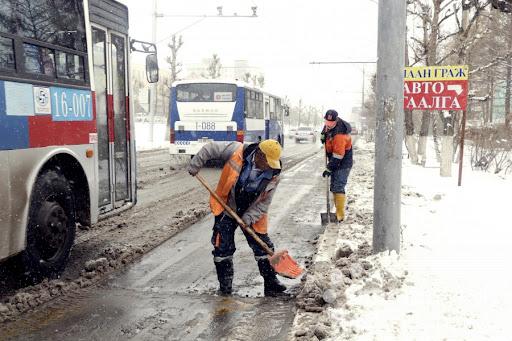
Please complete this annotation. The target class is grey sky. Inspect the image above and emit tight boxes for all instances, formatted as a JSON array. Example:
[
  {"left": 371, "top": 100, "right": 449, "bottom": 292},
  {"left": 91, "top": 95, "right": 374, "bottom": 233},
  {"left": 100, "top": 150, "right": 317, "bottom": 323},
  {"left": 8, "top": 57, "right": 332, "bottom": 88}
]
[{"left": 121, "top": 0, "right": 379, "bottom": 116}]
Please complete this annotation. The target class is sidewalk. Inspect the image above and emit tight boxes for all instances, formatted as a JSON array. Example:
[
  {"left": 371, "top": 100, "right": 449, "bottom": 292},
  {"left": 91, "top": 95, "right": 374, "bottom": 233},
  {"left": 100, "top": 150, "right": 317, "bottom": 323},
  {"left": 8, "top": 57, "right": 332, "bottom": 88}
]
[{"left": 291, "top": 140, "right": 512, "bottom": 340}]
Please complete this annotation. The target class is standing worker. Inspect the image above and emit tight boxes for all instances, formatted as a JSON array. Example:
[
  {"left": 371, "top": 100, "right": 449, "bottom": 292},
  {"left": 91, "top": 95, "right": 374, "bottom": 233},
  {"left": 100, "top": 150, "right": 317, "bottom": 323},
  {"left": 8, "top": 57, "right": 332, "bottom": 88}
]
[
  {"left": 187, "top": 140, "right": 287, "bottom": 296},
  {"left": 320, "top": 109, "right": 353, "bottom": 222}
]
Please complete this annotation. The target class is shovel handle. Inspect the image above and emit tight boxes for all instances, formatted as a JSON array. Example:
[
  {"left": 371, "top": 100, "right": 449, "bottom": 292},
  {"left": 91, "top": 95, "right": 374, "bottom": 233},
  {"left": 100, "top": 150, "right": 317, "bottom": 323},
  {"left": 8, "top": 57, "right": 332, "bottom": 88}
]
[
  {"left": 325, "top": 155, "right": 332, "bottom": 222},
  {"left": 195, "top": 173, "right": 274, "bottom": 256}
]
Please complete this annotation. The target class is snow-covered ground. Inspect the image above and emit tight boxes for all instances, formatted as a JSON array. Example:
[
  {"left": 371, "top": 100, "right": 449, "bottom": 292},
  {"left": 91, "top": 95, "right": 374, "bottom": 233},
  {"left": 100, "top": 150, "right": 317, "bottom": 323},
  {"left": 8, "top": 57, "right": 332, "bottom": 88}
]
[{"left": 292, "top": 138, "right": 512, "bottom": 340}]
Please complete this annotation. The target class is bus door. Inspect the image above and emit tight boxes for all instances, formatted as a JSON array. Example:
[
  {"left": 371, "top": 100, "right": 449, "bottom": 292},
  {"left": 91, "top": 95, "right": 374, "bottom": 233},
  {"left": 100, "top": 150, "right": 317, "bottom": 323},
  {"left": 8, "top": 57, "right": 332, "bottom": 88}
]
[
  {"left": 264, "top": 96, "right": 270, "bottom": 140},
  {"left": 92, "top": 26, "right": 131, "bottom": 212}
]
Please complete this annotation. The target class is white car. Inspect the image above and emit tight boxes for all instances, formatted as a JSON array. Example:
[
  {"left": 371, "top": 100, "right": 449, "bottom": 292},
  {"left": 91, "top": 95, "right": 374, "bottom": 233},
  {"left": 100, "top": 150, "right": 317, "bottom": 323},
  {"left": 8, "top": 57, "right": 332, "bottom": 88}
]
[
  {"left": 288, "top": 128, "right": 297, "bottom": 138},
  {"left": 295, "top": 127, "right": 317, "bottom": 143}
]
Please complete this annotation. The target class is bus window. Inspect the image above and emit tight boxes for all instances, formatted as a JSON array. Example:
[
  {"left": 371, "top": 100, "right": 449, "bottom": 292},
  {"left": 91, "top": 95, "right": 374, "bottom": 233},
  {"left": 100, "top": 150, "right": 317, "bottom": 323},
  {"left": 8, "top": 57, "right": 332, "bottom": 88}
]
[
  {"left": 276, "top": 99, "right": 282, "bottom": 119},
  {"left": 3, "top": 0, "right": 87, "bottom": 52},
  {"left": 176, "top": 83, "right": 236, "bottom": 102},
  {"left": 270, "top": 97, "right": 276, "bottom": 120},
  {"left": 92, "top": 28, "right": 111, "bottom": 207},
  {"left": 23, "top": 43, "right": 56, "bottom": 76},
  {"left": 0, "top": 36, "right": 15, "bottom": 70},
  {"left": 111, "top": 34, "right": 129, "bottom": 202},
  {"left": 256, "top": 92, "right": 263, "bottom": 119},
  {"left": 56, "top": 51, "right": 85, "bottom": 80}
]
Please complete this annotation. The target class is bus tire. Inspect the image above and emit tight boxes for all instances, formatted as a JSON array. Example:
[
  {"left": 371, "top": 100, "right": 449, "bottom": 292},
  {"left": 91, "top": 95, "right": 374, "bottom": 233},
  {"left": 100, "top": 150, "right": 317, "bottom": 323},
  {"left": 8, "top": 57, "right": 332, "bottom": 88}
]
[{"left": 22, "top": 170, "right": 76, "bottom": 281}]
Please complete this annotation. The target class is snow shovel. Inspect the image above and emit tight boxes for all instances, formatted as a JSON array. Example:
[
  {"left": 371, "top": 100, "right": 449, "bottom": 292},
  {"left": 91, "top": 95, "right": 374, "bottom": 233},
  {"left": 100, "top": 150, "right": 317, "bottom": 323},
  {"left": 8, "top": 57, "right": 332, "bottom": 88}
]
[
  {"left": 195, "top": 173, "right": 303, "bottom": 279},
  {"left": 321, "top": 155, "right": 337, "bottom": 226}
]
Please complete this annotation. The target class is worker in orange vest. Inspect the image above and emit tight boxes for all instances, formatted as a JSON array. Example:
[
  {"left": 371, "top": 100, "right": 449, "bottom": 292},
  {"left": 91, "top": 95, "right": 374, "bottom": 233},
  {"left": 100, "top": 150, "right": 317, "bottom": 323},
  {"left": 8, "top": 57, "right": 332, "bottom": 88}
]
[
  {"left": 320, "top": 109, "right": 353, "bottom": 222},
  {"left": 188, "top": 140, "right": 287, "bottom": 296}
]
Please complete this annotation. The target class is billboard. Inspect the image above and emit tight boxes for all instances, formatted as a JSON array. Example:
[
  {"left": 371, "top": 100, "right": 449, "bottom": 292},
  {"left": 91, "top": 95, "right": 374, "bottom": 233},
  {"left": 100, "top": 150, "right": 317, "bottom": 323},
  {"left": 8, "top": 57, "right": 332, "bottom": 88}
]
[{"left": 404, "top": 65, "right": 469, "bottom": 111}]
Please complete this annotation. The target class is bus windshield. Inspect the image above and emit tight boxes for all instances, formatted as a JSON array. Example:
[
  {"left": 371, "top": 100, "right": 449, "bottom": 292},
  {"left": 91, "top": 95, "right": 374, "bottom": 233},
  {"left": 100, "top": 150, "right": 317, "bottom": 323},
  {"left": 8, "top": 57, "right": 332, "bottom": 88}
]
[{"left": 176, "top": 83, "right": 236, "bottom": 102}]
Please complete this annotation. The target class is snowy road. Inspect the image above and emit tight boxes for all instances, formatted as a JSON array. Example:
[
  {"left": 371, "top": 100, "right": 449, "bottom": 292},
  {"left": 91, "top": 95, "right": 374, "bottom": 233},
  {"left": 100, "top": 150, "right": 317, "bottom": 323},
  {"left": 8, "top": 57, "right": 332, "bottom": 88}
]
[{"left": 0, "top": 140, "right": 328, "bottom": 340}]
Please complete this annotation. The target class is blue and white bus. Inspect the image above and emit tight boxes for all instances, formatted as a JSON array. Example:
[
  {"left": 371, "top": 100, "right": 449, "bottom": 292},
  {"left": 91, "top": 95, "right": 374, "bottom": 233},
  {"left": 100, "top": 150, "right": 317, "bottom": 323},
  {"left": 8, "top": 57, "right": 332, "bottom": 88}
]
[{"left": 169, "top": 80, "right": 288, "bottom": 155}]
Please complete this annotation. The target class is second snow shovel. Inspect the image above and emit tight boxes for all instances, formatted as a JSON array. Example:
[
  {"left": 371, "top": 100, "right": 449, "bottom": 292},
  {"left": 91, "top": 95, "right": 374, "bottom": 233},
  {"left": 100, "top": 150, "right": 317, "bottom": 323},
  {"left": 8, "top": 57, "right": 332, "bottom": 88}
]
[
  {"left": 321, "top": 155, "right": 337, "bottom": 225},
  {"left": 195, "top": 173, "right": 303, "bottom": 279}
]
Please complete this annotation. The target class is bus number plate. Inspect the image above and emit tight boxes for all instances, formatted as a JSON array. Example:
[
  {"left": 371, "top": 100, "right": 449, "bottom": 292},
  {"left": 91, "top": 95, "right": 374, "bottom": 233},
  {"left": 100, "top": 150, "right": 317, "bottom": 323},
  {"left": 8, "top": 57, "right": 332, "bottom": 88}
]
[
  {"left": 51, "top": 87, "right": 93, "bottom": 121},
  {"left": 196, "top": 122, "right": 216, "bottom": 131}
]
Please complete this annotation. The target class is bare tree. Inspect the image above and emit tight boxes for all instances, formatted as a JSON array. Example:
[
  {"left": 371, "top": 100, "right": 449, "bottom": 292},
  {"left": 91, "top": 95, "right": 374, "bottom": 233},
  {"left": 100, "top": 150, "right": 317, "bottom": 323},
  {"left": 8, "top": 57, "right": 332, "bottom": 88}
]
[
  {"left": 203, "top": 54, "right": 222, "bottom": 79},
  {"left": 257, "top": 74, "right": 265, "bottom": 88},
  {"left": 164, "top": 35, "right": 184, "bottom": 140},
  {"left": 166, "top": 35, "right": 184, "bottom": 84},
  {"left": 242, "top": 72, "right": 251, "bottom": 83},
  {"left": 251, "top": 74, "right": 258, "bottom": 87},
  {"left": 505, "top": 17, "right": 512, "bottom": 128}
]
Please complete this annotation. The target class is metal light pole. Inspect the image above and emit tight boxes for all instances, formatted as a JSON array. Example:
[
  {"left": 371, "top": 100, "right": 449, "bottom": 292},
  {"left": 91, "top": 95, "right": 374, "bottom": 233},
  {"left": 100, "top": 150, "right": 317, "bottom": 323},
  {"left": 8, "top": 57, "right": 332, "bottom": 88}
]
[
  {"left": 373, "top": 0, "right": 406, "bottom": 254},
  {"left": 361, "top": 65, "right": 366, "bottom": 115}
]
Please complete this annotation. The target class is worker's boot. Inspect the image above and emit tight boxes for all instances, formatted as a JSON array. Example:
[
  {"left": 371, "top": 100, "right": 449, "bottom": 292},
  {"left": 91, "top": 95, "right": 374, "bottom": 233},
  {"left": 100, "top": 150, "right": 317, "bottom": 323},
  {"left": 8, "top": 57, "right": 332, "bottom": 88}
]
[
  {"left": 257, "top": 259, "right": 287, "bottom": 296},
  {"left": 333, "top": 193, "right": 346, "bottom": 222},
  {"left": 214, "top": 258, "right": 234, "bottom": 295}
]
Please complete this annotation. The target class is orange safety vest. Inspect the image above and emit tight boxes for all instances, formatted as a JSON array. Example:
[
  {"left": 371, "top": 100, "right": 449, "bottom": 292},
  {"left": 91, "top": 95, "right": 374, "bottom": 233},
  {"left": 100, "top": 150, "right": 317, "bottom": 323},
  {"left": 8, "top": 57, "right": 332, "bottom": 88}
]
[{"left": 210, "top": 144, "right": 270, "bottom": 234}]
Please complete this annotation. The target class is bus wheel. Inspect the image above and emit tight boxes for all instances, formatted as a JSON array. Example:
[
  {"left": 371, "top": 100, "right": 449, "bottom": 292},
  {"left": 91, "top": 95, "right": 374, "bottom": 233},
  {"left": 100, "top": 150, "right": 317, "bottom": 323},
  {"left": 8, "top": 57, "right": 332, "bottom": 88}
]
[{"left": 22, "top": 170, "right": 76, "bottom": 281}]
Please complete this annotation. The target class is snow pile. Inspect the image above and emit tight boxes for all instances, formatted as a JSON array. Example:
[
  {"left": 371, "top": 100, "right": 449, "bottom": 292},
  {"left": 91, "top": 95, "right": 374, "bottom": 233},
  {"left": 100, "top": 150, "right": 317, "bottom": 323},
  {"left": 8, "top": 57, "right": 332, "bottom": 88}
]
[
  {"left": 293, "top": 138, "right": 512, "bottom": 340},
  {"left": 291, "top": 140, "right": 377, "bottom": 340},
  {"left": 327, "top": 251, "right": 407, "bottom": 339}
]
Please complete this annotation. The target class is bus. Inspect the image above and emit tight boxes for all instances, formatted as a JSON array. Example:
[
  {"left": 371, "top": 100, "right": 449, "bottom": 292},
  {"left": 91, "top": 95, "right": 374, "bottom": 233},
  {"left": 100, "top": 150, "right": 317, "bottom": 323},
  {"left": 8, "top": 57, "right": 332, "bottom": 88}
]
[
  {"left": 0, "top": 0, "right": 158, "bottom": 278},
  {"left": 169, "top": 80, "right": 288, "bottom": 156}
]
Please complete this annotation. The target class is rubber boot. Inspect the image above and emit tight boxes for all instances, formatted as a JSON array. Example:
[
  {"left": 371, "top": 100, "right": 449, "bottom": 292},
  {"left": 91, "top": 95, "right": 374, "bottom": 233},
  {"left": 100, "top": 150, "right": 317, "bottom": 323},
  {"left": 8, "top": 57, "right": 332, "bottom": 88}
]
[
  {"left": 214, "top": 258, "right": 234, "bottom": 295},
  {"left": 333, "top": 193, "right": 346, "bottom": 222},
  {"left": 257, "top": 259, "right": 287, "bottom": 296}
]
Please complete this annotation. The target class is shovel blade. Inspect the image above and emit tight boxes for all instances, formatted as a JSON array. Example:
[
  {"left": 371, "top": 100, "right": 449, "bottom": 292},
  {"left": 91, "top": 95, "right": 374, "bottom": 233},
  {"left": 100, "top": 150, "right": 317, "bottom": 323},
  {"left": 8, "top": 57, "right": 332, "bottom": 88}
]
[
  {"left": 320, "top": 213, "right": 338, "bottom": 225},
  {"left": 268, "top": 250, "right": 303, "bottom": 279}
]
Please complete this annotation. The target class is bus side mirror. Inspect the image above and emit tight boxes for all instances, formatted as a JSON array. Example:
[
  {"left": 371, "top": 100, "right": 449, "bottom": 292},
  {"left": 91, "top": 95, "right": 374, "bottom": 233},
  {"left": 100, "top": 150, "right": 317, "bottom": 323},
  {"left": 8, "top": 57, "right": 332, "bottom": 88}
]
[{"left": 146, "top": 54, "right": 159, "bottom": 83}]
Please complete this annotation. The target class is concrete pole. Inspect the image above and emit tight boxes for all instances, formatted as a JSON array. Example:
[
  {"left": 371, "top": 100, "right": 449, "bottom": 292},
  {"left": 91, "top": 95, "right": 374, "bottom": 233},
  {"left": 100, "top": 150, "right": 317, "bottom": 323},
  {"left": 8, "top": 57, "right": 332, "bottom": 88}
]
[
  {"left": 373, "top": 0, "right": 406, "bottom": 254},
  {"left": 149, "top": 0, "right": 158, "bottom": 144}
]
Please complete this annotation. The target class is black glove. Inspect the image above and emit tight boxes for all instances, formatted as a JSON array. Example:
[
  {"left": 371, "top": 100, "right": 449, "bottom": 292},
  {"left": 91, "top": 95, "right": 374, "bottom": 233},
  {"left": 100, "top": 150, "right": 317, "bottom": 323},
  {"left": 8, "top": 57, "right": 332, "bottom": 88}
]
[
  {"left": 187, "top": 166, "right": 198, "bottom": 176},
  {"left": 322, "top": 169, "right": 332, "bottom": 178}
]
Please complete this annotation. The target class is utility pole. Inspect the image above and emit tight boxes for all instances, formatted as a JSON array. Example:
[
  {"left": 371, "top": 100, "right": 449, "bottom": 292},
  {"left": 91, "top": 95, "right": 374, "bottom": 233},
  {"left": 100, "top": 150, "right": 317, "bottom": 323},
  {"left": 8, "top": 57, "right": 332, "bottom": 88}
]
[
  {"left": 361, "top": 65, "right": 366, "bottom": 118},
  {"left": 373, "top": 0, "right": 406, "bottom": 254},
  {"left": 297, "top": 99, "right": 302, "bottom": 128}
]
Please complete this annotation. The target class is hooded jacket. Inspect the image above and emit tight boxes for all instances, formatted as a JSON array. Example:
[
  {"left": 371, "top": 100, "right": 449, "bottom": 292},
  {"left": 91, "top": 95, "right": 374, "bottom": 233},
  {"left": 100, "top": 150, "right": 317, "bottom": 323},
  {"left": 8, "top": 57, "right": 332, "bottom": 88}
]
[
  {"left": 322, "top": 118, "right": 353, "bottom": 170},
  {"left": 188, "top": 142, "right": 280, "bottom": 233}
]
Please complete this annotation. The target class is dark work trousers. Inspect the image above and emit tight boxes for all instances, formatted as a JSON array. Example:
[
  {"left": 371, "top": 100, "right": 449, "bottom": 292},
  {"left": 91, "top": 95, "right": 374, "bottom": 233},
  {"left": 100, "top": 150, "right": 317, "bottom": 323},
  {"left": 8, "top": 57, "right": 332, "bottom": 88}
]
[
  {"left": 330, "top": 167, "right": 351, "bottom": 194},
  {"left": 211, "top": 213, "right": 274, "bottom": 261}
]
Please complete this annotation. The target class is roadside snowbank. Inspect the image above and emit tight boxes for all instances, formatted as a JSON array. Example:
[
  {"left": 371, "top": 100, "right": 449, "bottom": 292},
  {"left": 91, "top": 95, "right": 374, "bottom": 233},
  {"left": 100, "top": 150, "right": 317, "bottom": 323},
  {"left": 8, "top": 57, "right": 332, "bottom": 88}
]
[{"left": 291, "top": 139, "right": 512, "bottom": 340}]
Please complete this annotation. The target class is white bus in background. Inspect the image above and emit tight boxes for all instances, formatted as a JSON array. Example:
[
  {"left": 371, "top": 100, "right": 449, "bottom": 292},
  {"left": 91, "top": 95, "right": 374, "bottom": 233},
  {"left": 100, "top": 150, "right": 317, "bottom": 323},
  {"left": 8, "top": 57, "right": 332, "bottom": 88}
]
[{"left": 169, "top": 80, "right": 288, "bottom": 156}]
